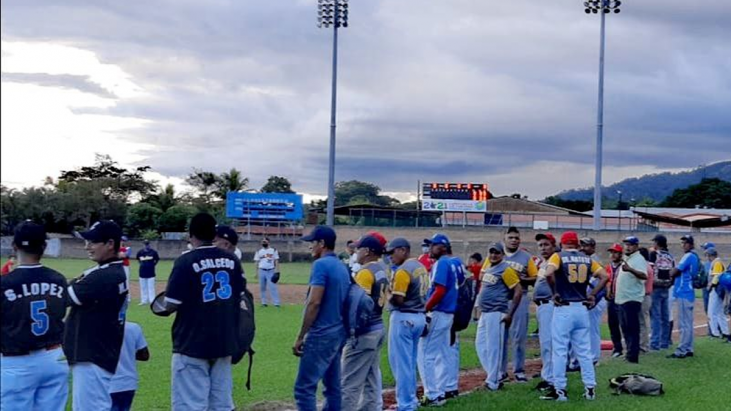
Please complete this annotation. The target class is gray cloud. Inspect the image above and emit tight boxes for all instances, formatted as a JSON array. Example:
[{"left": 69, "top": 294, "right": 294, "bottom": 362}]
[{"left": 2, "top": 0, "right": 730, "bottom": 195}]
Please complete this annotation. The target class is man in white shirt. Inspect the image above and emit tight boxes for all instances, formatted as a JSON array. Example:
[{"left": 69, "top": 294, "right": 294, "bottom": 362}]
[
  {"left": 255, "top": 237, "right": 280, "bottom": 307},
  {"left": 109, "top": 322, "right": 149, "bottom": 411}
]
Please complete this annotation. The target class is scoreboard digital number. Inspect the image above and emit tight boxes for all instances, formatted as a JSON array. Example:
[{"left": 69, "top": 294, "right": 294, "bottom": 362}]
[{"left": 422, "top": 183, "right": 490, "bottom": 201}]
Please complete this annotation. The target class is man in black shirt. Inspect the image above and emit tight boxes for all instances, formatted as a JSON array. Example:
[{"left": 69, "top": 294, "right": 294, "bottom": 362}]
[
  {"left": 64, "top": 220, "right": 129, "bottom": 411},
  {"left": 163, "top": 213, "right": 244, "bottom": 410},
  {"left": 136, "top": 240, "right": 160, "bottom": 305},
  {"left": 1, "top": 221, "right": 69, "bottom": 411}
]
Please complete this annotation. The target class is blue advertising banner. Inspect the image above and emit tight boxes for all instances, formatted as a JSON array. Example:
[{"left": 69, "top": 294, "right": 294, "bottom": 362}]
[{"left": 226, "top": 192, "right": 304, "bottom": 221}]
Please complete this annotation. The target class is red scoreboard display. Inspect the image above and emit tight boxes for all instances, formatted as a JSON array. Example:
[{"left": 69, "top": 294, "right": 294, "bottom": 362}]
[{"left": 422, "top": 183, "right": 491, "bottom": 201}]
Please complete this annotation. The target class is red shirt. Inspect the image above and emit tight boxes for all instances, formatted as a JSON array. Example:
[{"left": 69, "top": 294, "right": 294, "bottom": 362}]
[
  {"left": 418, "top": 253, "right": 434, "bottom": 272},
  {"left": 1, "top": 259, "right": 15, "bottom": 275},
  {"left": 121, "top": 246, "right": 131, "bottom": 266},
  {"left": 467, "top": 263, "right": 482, "bottom": 293}
]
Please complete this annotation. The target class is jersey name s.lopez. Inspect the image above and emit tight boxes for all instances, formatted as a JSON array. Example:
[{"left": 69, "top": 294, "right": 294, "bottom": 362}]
[
  {"left": 4, "top": 282, "right": 65, "bottom": 301},
  {"left": 193, "top": 258, "right": 236, "bottom": 273}
]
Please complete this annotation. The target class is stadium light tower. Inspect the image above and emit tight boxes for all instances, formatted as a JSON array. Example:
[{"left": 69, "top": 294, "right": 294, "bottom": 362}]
[
  {"left": 584, "top": 0, "right": 622, "bottom": 230},
  {"left": 317, "top": 0, "right": 349, "bottom": 226}
]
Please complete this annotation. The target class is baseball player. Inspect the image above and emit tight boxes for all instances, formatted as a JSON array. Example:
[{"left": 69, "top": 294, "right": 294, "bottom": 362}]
[
  {"left": 667, "top": 235, "right": 700, "bottom": 359},
  {"left": 135, "top": 240, "right": 159, "bottom": 305},
  {"left": 254, "top": 238, "right": 280, "bottom": 307},
  {"left": 161, "top": 213, "right": 244, "bottom": 410},
  {"left": 119, "top": 236, "right": 132, "bottom": 302},
  {"left": 418, "top": 233, "right": 458, "bottom": 407},
  {"left": 109, "top": 321, "right": 150, "bottom": 411},
  {"left": 1, "top": 222, "right": 69, "bottom": 411},
  {"left": 385, "top": 238, "right": 428, "bottom": 411},
  {"left": 581, "top": 237, "right": 608, "bottom": 364},
  {"left": 341, "top": 235, "right": 389, "bottom": 411},
  {"left": 540, "top": 231, "right": 608, "bottom": 402},
  {"left": 214, "top": 225, "right": 244, "bottom": 263},
  {"left": 483, "top": 227, "right": 538, "bottom": 382},
  {"left": 475, "top": 243, "right": 523, "bottom": 392},
  {"left": 705, "top": 248, "right": 729, "bottom": 340},
  {"left": 445, "top": 251, "right": 466, "bottom": 399},
  {"left": 533, "top": 233, "right": 557, "bottom": 392},
  {"left": 64, "top": 220, "right": 129, "bottom": 410}
]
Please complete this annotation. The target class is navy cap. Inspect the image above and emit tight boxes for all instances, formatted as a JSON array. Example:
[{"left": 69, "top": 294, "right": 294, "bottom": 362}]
[
  {"left": 430, "top": 233, "right": 451, "bottom": 247},
  {"left": 215, "top": 225, "right": 238, "bottom": 245},
  {"left": 651, "top": 234, "right": 667, "bottom": 244},
  {"left": 80, "top": 220, "right": 122, "bottom": 244},
  {"left": 14, "top": 221, "right": 47, "bottom": 249},
  {"left": 488, "top": 242, "right": 505, "bottom": 254},
  {"left": 421, "top": 238, "right": 432, "bottom": 247},
  {"left": 386, "top": 237, "right": 411, "bottom": 254},
  {"left": 580, "top": 237, "right": 596, "bottom": 246},
  {"left": 705, "top": 247, "right": 718, "bottom": 256},
  {"left": 701, "top": 242, "right": 715, "bottom": 250},
  {"left": 356, "top": 235, "right": 385, "bottom": 255},
  {"left": 622, "top": 236, "right": 639, "bottom": 245},
  {"left": 301, "top": 225, "right": 336, "bottom": 243},
  {"left": 680, "top": 234, "right": 695, "bottom": 244}
]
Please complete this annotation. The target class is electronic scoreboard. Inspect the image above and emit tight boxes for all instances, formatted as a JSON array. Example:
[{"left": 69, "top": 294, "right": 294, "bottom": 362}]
[{"left": 422, "top": 183, "right": 491, "bottom": 201}]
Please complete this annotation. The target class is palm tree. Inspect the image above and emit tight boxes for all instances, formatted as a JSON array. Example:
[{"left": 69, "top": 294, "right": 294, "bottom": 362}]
[{"left": 215, "top": 168, "right": 249, "bottom": 200}]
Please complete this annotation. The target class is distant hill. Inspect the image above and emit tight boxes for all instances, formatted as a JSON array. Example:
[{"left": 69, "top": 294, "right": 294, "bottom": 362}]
[{"left": 553, "top": 161, "right": 731, "bottom": 202}]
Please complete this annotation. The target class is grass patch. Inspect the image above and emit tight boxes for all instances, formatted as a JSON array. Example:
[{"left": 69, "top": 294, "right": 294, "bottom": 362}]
[{"left": 444, "top": 337, "right": 731, "bottom": 410}]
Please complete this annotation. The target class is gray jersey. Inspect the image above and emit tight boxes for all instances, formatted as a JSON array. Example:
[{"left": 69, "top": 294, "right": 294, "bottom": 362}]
[
  {"left": 533, "top": 258, "right": 553, "bottom": 301},
  {"left": 477, "top": 261, "right": 521, "bottom": 314},
  {"left": 388, "top": 259, "right": 428, "bottom": 313}
]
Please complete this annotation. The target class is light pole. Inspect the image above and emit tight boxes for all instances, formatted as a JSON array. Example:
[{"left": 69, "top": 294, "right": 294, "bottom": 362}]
[
  {"left": 317, "top": 0, "right": 349, "bottom": 226},
  {"left": 616, "top": 190, "right": 622, "bottom": 231},
  {"left": 584, "top": 0, "right": 622, "bottom": 230}
]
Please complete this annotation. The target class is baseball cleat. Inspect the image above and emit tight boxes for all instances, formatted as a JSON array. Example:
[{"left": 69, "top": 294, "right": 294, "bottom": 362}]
[
  {"left": 583, "top": 387, "right": 596, "bottom": 400},
  {"left": 540, "top": 387, "right": 568, "bottom": 401}
]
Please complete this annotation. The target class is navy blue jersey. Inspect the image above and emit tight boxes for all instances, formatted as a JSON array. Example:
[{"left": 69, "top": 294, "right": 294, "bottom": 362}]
[
  {"left": 548, "top": 250, "right": 603, "bottom": 303},
  {"left": 136, "top": 247, "right": 160, "bottom": 278},
  {"left": 1, "top": 265, "right": 68, "bottom": 355}
]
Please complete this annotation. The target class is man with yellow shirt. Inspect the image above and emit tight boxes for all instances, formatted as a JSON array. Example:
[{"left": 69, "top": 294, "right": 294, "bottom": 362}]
[
  {"left": 482, "top": 227, "right": 538, "bottom": 383},
  {"left": 540, "top": 232, "right": 608, "bottom": 402},
  {"left": 341, "top": 235, "right": 389, "bottom": 411},
  {"left": 385, "top": 238, "right": 428, "bottom": 411},
  {"left": 475, "top": 243, "right": 523, "bottom": 392},
  {"left": 705, "top": 248, "right": 729, "bottom": 340}
]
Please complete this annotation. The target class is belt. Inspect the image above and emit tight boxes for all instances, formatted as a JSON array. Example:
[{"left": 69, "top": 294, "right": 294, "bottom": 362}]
[
  {"left": 555, "top": 301, "right": 585, "bottom": 307},
  {"left": 534, "top": 299, "right": 551, "bottom": 306},
  {"left": 3, "top": 344, "right": 61, "bottom": 357}
]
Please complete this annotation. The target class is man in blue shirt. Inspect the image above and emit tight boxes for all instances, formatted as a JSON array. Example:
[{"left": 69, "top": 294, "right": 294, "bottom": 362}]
[
  {"left": 667, "top": 235, "right": 699, "bottom": 359},
  {"left": 417, "top": 234, "right": 457, "bottom": 407},
  {"left": 293, "top": 226, "right": 351, "bottom": 411}
]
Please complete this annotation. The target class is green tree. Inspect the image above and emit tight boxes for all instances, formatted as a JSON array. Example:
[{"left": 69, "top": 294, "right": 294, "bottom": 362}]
[
  {"left": 542, "top": 196, "right": 594, "bottom": 212},
  {"left": 261, "top": 176, "right": 294, "bottom": 193},
  {"left": 660, "top": 178, "right": 731, "bottom": 208},
  {"left": 157, "top": 204, "right": 197, "bottom": 232},
  {"left": 333, "top": 180, "right": 400, "bottom": 207},
  {"left": 186, "top": 169, "right": 219, "bottom": 204},
  {"left": 215, "top": 168, "right": 248, "bottom": 200},
  {"left": 59, "top": 154, "right": 156, "bottom": 201},
  {"left": 126, "top": 203, "right": 163, "bottom": 236},
  {"left": 143, "top": 184, "right": 179, "bottom": 211}
]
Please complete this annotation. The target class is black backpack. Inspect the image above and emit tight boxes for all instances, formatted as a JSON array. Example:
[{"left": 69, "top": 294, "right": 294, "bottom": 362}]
[
  {"left": 452, "top": 277, "right": 478, "bottom": 333},
  {"left": 691, "top": 252, "right": 708, "bottom": 289},
  {"left": 609, "top": 373, "right": 664, "bottom": 396},
  {"left": 232, "top": 282, "right": 256, "bottom": 390}
]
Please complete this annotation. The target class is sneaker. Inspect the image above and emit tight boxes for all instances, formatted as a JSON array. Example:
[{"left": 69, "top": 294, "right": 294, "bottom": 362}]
[
  {"left": 611, "top": 351, "right": 623, "bottom": 358},
  {"left": 686, "top": 352, "right": 694, "bottom": 357},
  {"left": 666, "top": 353, "right": 687, "bottom": 359},
  {"left": 583, "top": 387, "right": 596, "bottom": 400},
  {"left": 444, "top": 390, "right": 459, "bottom": 399},
  {"left": 515, "top": 372, "right": 528, "bottom": 383},
  {"left": 484, "top": 382, "right": 504, "bottom": 392},
  {"left": 566, "top": 365, "right": 580, "bottom": 373},
  {"left": 499, "top": 373, "right": 510, "bottom": 383},
  {"left": 540, "top": 387, "right": 568, "bottom": 401},
  {"left": 262, "top": 304, "right": 268, "bottom": 307},
  {"left": 420, "top": 396, "right": 446, "bottom": 407},
  {"left": 535, "top": 380, "right": 553, "bottom": 392}
]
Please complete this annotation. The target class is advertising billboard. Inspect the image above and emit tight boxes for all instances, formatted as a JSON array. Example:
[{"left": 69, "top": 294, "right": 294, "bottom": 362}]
[
  {"left": 226, "top": 192, "right": 304, "bottom": 221},
  {"left": 421, "top": 199, "right": 487, "bottom": 212}
]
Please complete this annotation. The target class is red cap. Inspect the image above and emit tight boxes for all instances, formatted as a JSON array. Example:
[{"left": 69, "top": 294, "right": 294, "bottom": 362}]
[
  {"left": 608, "top": 243, "right": 623, "bottom": 253},
  {"left": 366, "top": 231, "right": 387, "bottom": 247},
  {"left": 560, "top": 231, "right": 579, "bottom": 245},
  {"left": 535, "top": 232, "right": 556, "bottom": 245}
]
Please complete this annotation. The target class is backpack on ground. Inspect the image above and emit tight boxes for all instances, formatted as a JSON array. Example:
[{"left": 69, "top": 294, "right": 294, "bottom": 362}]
[
  {"left": 609, "top": 373, "right": 664, "bottom": 396},
  {"left": 344, "top": 281, "right": 375, "bottom": 338},
  {"left": 452, "top": 277, "right": 478, "bottom": 333},
  {"left": 232, "top": 283, "right": 256, "bottom": 390},
  {"left": 691, "top": 252, "right": 708, "bottom": 289}
]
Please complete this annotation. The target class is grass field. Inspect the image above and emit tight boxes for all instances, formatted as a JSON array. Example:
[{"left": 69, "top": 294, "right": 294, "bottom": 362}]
[{"left": 40, "top": 259, "right": 730, "bottom": 410}]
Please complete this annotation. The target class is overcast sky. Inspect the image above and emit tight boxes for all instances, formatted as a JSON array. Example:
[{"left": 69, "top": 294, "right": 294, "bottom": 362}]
[{"left": 2, "top": 0, "right": 730, "bottom": 201}]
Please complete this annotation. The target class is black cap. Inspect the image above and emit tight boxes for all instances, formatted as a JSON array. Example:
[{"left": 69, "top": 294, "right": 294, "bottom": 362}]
[
  {"left": 680, "top": 234, "right": 694, "bottom": 244},
  {"left": 356, "top": 235, "right": 385, "bottom": 255},
  {"left": 215, "top": 225, "right": 238, "bottom": 245},
  {"left": 14, "top": 221, "right": 47, "bottom": 250},
  {"left": 80, "top": 220, "right": 122, "bottom": 244},
  {"left": 386, "top": 237, "right": 411, "bottom": 254},
  {"left": 651, "top": 234, "right": 667, "bottom": 244},
  {"left": 301, "top": 225, "right": 336, "bottom": 244},
  {"left": 580, "top": 237, "right": 596, "bottom": 246}
]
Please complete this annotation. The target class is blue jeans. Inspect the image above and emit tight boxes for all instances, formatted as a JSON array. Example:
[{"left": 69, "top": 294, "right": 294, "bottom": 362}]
[
  {"left": 1, "top": 348, "right": 68, "bottom": 411},
  {"left": 675, "top": 298, "right": 694, "bottom": 356},
  {"left": 294, "top": 331, "right": 345, "bottom": 411},
  {"left": 171, "top": 354, "right": 233, "bottom": 411},
  {"left": 72, "top": 362, "right": 113, "bottom": 411},
  {"left": 388, "top": 312, "right": 425, "bottom": 411},
  {"left": 650, "top": 288, "right": 671, "bottom": 349}
]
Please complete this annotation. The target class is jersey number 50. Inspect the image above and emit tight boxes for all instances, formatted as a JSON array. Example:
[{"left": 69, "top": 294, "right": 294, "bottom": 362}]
[
  {"left": 567, "top": 264, "right": 588, "bottom": 284},
  {"left": 202, "top": 271, "right": 233, "bottom": 302}
]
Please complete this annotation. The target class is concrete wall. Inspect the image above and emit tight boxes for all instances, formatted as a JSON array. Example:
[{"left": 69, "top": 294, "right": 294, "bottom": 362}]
[{"left": 3, "top": 225, "right": 731, "bottom": 263}]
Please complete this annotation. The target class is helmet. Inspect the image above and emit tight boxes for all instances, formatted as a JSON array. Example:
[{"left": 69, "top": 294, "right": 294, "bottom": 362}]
[{"left": 719, "top": 272, "right": 731, "bottom": 292}]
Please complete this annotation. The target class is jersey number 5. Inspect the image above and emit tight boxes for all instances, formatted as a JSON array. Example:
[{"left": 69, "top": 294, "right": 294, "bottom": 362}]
[
  {"left": 202, "top": 271, "right": 233, "bottom": 302},
  {"left": 567, "top": 264, "right": 588, "bottom": 284},
  {"left": 30, "top": 300, "right": 49, "bottom": 336}
]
